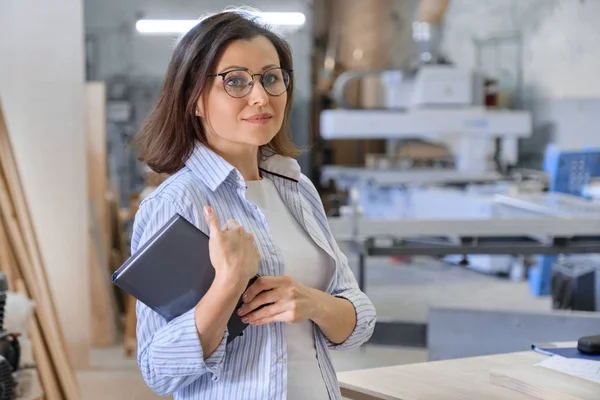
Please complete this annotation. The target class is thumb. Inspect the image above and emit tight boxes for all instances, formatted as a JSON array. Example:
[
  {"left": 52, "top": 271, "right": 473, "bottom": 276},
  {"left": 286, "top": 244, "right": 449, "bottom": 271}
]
[{"left": 203, "top": 206, "right": 220, "bottom": 237}]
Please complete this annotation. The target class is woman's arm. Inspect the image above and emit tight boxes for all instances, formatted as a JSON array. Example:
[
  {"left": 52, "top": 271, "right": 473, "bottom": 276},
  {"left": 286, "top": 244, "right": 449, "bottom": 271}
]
[
  {"left": 134, "top": 199, "right": 260, "bottom": 396},
  {"left": 133, "top": 198, "right": 227, "bottom": 396},
  {"left": 300, "top": 175, "right": 377, "bottom": 350},
  {"left": 308, "top": 289, "right": 357, "bottom": 345},
  {"left": 132, "top": 198, "right": 235, "bottom": 396},
  {"left": 194, "top": 271, "right": 247, "bottom": 358}
]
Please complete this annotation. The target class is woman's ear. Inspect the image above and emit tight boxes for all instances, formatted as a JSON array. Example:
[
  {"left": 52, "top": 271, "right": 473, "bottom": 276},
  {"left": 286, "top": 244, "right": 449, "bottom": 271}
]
[{"left": 195, "top": 97, "right": 205, "bottom": 118}]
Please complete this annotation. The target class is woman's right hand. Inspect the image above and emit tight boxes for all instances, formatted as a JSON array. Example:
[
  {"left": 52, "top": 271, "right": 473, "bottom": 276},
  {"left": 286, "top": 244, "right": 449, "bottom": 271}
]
[{"left": 203, "top": 206, "right": 260, "bottom": 284}]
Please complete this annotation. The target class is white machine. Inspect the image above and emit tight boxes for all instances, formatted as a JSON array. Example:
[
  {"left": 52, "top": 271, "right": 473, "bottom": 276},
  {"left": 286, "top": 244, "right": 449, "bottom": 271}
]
[
  {"left": 320, "top": 106, "right": 531, "bottom": 174},
  {"left": 324, "top": 62, "right": 531, "bottom": 176},
  {"left": 323, "top": 11, "right": 531, "bottom": 182}
]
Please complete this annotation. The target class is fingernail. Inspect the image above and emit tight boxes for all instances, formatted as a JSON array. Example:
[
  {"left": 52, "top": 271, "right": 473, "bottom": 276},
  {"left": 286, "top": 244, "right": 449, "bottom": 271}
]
[
  {"left": 242, "top": 318, "right": 248, "bottom": 323},
  {"left": 237, "top": 308, "right": 243, "bottom": 316},
  {"left": 203, "top": 206, "right": 211, "bottom": 217},
  {"left": 243, "top": 294, "right": 248, "bottom": 302}
]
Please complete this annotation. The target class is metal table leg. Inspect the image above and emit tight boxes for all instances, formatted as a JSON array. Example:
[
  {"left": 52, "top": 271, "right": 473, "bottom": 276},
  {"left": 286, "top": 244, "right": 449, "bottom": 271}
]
[{"left": 359, "top": 252, "right": 366, "bottom": 293}]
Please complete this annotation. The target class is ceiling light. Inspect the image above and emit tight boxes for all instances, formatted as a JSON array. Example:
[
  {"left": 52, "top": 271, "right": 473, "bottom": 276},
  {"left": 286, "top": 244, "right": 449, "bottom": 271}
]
[{"left": 136, "top": 12, "right": 306, "bottom": 34}]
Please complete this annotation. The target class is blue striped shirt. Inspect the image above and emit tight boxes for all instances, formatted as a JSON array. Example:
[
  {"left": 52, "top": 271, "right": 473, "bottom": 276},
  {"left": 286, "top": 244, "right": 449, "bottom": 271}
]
[{"left": 131, "top": 143, "right": 377, "bottom": 399}]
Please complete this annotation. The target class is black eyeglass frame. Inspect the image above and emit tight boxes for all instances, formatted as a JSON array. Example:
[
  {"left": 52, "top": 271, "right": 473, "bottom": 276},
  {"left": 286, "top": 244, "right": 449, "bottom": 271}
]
[{"left": 208, "top": 66, "right": 293, "bottom": 98}]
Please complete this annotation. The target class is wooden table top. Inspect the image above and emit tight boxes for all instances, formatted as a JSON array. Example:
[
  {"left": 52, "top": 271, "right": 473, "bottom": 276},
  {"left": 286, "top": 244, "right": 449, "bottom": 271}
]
[{"left": 337, "top": 342, "right": 591, "bottom": 400}]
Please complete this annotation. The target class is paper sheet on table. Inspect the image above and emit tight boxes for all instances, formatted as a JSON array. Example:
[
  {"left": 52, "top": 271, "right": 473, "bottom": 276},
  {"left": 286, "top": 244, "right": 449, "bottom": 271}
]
[{"left": 537, "top": 355, "right": 600, "bottom": 384}]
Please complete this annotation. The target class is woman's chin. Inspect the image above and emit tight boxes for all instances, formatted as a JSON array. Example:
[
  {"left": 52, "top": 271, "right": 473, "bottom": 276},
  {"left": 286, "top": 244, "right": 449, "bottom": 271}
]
[{"left": 245, "top": 131, "right": 278, "bottom": 147}]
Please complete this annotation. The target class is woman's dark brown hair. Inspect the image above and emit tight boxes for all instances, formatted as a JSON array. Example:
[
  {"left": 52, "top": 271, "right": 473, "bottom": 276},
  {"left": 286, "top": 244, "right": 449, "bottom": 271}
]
[{"left": 133, "top": 10, "right": 299, "bottom": 174}]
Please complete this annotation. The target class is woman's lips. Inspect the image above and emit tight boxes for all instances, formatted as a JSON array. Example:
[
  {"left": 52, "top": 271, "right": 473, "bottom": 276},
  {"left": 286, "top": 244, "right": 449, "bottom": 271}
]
[{"left": 243, "top": 113, "right": 273, "bottom": 124}]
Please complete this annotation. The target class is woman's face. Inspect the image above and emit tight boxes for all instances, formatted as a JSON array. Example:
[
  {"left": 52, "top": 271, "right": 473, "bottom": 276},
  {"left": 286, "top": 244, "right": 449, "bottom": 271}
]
[{"left": 198, "top": 36, "right": 288, "bottom": 155}]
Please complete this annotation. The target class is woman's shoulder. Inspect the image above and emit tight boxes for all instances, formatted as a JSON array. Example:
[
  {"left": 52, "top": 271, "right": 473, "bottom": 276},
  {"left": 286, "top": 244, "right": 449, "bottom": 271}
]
[
  {"left": 137, "top": 167, "right": 211, "bottom": 221},
  {"left": 297, "top": 173, "right": 321, "bottom": 201},
  {"left": 132, "top": 168, "right": 212, "bottom": 249}
]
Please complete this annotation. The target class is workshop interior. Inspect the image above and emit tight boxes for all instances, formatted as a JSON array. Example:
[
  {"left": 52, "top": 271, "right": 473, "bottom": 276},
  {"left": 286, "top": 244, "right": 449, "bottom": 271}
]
[{"left": 1, "top": 0, "right": 600, "bottom": 398}]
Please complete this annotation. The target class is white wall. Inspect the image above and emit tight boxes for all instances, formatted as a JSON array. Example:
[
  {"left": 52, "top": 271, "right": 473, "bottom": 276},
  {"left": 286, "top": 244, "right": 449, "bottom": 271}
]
[
  {"left": 441, "top": 0, "right": 600, "bottom": 156},
  {"left": 385, "top": 0, "right": 600, "bottom": 162},
  {"left": 442, "top": 0, "right": 600, "bottom": 100},
  {"left": 0, "top": 0, "right": 90, "bottom": 368}
]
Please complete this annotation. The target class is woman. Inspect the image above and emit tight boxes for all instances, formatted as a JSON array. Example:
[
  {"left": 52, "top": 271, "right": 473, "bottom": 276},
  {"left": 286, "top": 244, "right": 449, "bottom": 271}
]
[{"left": 131, "top": 10, "right": 376, "bottom": 400}]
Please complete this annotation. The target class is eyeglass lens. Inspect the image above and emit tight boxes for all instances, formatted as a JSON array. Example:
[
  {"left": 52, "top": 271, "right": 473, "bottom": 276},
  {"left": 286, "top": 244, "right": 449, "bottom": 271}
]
[{"left": 222, "top": 68, "right": 290, "bottom": 98}]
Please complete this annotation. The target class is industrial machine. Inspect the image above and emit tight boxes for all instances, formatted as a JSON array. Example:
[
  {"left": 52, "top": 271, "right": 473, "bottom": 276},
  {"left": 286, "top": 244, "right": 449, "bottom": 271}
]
[
  {"left": 327, "top": 147, "right": 600, "bottom": 298},
  {"left": 318, "top": 1, "right": 600, "bottom": 301},
  {"left": 321, "top": 3, "right": 530, "bottom": 184}
]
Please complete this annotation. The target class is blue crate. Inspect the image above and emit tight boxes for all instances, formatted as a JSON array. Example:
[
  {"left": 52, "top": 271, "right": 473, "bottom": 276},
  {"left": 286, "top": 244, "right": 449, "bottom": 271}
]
[
  {"left": 543, "top": 144, "right": 600, "bottom": 197},
  {"left": 531, "top": 145, "right": 600, "bottom": 296}
]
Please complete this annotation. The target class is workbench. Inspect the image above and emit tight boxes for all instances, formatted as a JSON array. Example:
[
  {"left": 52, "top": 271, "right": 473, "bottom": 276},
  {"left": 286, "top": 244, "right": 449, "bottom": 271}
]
[
  {"left": 338, "top": 342, "right": 600, "bottom": 400},
  {"left": 329, "top": 192, "right": 600, "bottom": 292}
]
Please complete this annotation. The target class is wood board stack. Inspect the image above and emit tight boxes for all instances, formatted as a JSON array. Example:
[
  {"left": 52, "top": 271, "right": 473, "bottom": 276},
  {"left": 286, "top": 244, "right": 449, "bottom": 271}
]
[
  {"left": 0, "top": 101, "right": 80, "bottom": 399},
  {"left": 85, "top": 83, "right": 121, "bottom": 348},
  {"left": 84, "top": 83, "right": 135, "bottom": 356}
]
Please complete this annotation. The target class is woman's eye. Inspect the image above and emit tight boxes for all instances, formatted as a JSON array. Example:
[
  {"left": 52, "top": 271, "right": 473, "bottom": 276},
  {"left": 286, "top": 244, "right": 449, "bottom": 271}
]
[
  {"left": 263, "top": 73, "right": 279, "bottom": 85},
  {"left": 225, "top": 77, "right": 246, "bottom": 87}
]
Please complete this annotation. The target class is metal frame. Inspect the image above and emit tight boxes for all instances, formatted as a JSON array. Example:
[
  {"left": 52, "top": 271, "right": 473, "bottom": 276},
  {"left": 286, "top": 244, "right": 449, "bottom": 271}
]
[
  {"left": 330, "top": 216, "right": 600, "bottom": 241},
  {"left": 329, "top": 216, "right": 600, "bottom": 292},
  {"left": 353, "top": 233, "right": 600, "bottom": 293}
]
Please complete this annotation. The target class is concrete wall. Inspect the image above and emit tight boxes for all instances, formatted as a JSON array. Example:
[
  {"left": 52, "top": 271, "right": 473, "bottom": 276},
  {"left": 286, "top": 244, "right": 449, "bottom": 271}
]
[
  {"left": 443, "top": 0, "right": 600, "bottom": 101},
  {"left": 386, "top": 0, "right": 600, "bottom": 165},
  {"left": 443, "top": 0, "right": 600, "bottom": 162},
  {"left": 0, "top": 0, "right": 90, "bottom": 368}
]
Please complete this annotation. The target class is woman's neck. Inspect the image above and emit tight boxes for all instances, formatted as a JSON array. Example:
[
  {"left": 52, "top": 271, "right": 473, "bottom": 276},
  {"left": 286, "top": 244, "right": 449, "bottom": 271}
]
[{"left": 210, "top": 142, "right": 261, "bottom": 181}]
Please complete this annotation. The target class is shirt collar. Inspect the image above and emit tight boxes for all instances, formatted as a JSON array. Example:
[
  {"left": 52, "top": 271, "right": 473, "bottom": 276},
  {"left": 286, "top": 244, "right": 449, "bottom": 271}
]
[{"left": 184, "top": 142, "right": 301, "bottom": 191}]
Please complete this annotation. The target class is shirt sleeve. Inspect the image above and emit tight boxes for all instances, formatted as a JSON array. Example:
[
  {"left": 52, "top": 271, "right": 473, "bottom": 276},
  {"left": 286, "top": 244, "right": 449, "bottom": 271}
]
[
  {"left": 299, "top": 175, "right": 377, "bottom": 350},
  {"left": 131, "top": 196, "right": 228, "bottom": 396},
  {"left": 326, "top": 243, "right": 377, "bottom": 350}
]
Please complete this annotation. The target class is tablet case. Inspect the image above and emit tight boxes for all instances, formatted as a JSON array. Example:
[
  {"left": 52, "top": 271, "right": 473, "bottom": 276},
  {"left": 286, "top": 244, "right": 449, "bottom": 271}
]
[{"left": 111, "top": 213, "right": 255, "bottom": 343}]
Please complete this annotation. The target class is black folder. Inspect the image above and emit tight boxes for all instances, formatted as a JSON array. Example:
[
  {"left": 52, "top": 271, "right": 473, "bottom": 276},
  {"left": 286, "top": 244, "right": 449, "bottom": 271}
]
[{"left": 111, "top": 213, "right": 255, "bottom": 343}]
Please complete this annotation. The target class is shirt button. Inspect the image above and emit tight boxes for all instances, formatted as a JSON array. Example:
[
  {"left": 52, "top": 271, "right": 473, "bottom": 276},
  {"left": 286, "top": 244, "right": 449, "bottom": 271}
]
[
  {"left": 278, "top": 357, "right": 285, "bottom": 364},
  {"left": 270, "top": 249, "right": 277, "bottom": 255}
]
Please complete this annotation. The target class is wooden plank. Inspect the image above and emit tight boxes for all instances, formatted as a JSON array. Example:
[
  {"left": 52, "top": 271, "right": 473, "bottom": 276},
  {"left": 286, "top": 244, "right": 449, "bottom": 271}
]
[
  {"left": 17, "top": 282, "right": 62, "bottom": 400},
  {"left": 85, "top": 82, "right": 111, "bottom": 278},
  {"left": 1, "top": 216, "right": 61, "bottom": 400},
  {"left": 124, "top": 294, "right": 137, "bottom": 357},
  {"left": 0, "top": 212, "right": 17, "bottom": 289},
  {"left": 86, "top": 82, "right": 119, "bottom": 347},
  {"left": 490, "top": 366, "right": 600, "bottom": 400},
  {"left": 0, "top": 102, "right": 80, "bottom": 399}
]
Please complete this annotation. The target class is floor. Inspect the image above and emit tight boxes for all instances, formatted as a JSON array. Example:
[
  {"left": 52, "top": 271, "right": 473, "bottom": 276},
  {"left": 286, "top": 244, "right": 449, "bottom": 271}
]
[{"left": 76, "top": 253, "right": 550, "bottom": 399}]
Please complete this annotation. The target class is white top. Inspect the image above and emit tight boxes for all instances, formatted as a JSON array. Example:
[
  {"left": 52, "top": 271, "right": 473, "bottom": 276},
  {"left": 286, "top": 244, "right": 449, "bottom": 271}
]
[{"left": 245, "top": 178, "right": 333, "bottom": 400}]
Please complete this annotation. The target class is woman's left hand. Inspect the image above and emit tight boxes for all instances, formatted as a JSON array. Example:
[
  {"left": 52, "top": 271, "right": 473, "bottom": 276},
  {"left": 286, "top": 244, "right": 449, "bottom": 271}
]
[{"left": 237, "top": 276, "right": 319, "bottom": 326}]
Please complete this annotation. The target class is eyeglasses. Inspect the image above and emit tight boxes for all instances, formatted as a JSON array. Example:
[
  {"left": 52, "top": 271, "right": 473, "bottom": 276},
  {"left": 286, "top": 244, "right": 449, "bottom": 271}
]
[{"left": 209, "top": 67, "right": 292, "bottom": 98}]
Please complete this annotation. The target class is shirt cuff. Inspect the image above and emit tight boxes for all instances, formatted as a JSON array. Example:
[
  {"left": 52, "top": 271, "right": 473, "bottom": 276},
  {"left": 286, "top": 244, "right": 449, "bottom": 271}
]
[
  {"left": 326, "top": 289, "right": 376, "bottom": 350},
  {"left": 152, "top": 308, "right": 229, "bottom": 380}
]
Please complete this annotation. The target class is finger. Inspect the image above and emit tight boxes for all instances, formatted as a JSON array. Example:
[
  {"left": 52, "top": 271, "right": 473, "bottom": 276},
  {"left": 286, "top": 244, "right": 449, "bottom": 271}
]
[
  {"left": 241, "top": 301, "right": 287, "bottom": 324},
  {"left": 243, "top": 276, "right": 286, "bottom": 303},
  {"left": 222, "top": 218, "right": 240, "bottom": 232},
  {"left": 203, "top": 206, "right": 220, "bottom": 237},
  {"left": 238, "top": 287, "right": 283, "bottom": 316}
]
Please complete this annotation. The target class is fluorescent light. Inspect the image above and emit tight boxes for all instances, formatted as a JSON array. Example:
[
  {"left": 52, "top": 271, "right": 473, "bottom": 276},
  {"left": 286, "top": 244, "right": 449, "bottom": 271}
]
[
  {"left": 136, "top": 20, "right": 198, "bottom": 34},
  {"left": 253, "top": 12, "right": 306, "bottom": 26},
  {"left": 136, "top": 12, "right": 306, "bottom": 34}
]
